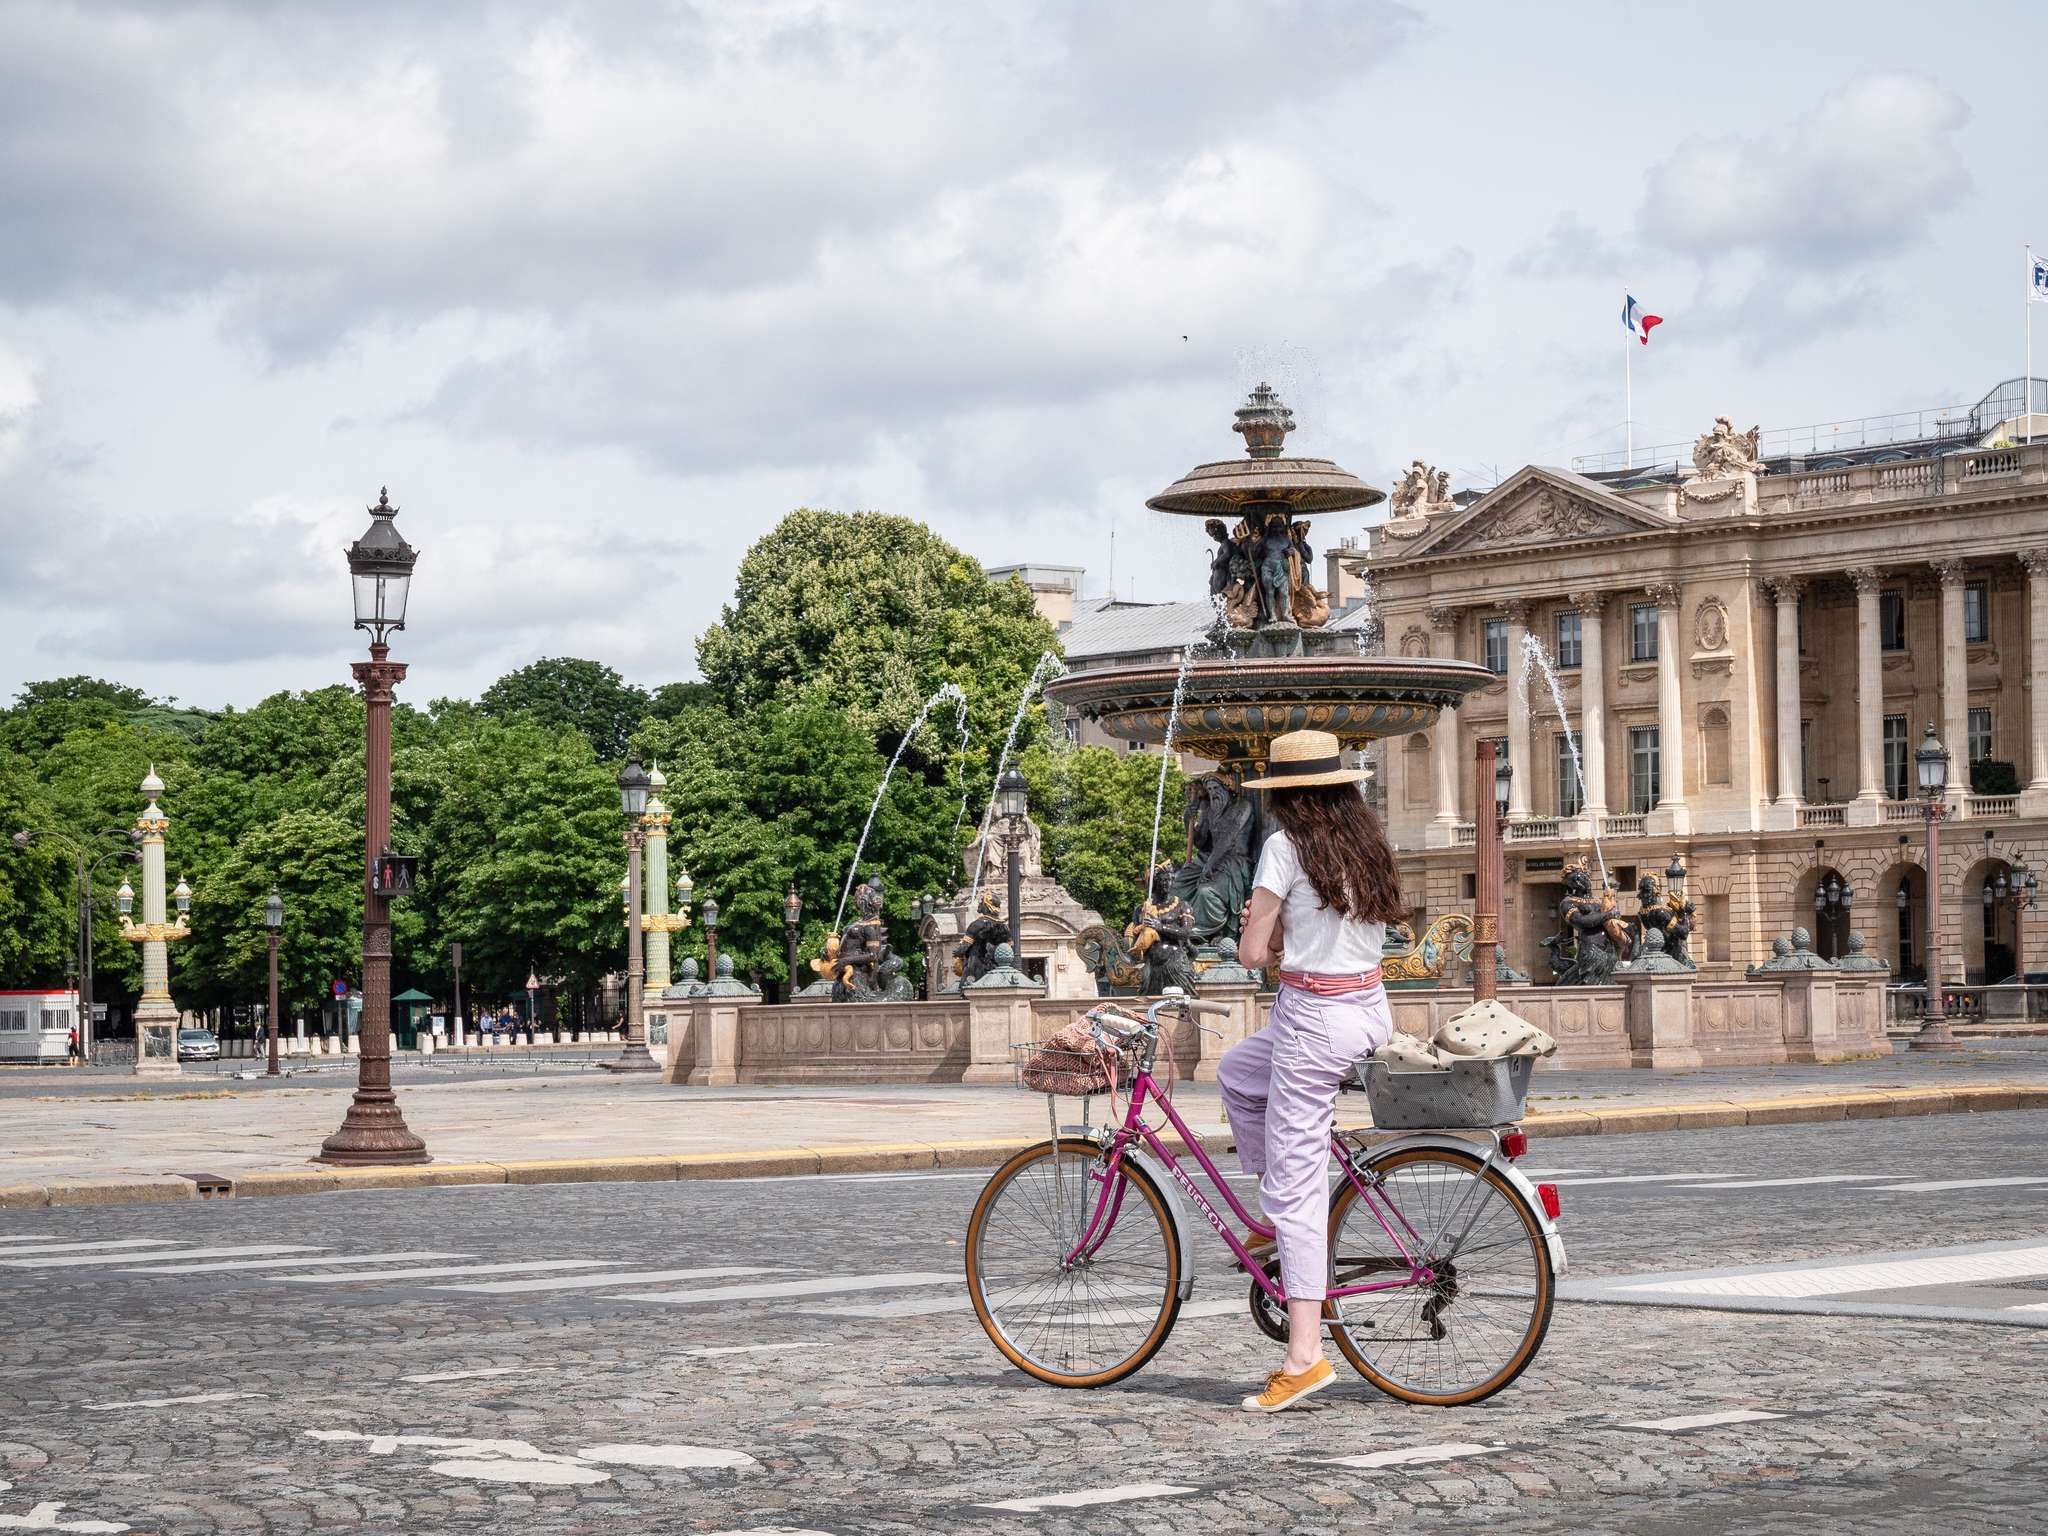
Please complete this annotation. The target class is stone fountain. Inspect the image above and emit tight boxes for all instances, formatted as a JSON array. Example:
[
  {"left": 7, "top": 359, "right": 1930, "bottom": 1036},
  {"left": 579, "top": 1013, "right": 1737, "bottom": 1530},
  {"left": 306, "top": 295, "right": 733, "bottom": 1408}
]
[{"left": 1047, "top": 384, "right": 1491, "bottom": 801}]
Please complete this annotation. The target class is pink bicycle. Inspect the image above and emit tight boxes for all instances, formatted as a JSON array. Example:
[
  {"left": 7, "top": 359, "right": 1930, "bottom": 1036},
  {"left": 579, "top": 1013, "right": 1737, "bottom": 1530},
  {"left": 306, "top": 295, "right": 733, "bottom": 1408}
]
[{"left": 965, "top": 996, "right": 1565, "bottom": 1404}]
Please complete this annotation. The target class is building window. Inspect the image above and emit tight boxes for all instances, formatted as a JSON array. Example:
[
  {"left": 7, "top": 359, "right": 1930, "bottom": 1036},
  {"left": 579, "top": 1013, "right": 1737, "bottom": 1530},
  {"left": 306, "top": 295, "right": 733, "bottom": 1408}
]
[
  {"left": 1555, "top": 735, "right": 1583, "bottom": 817},
  {"left": 1883, "top": 714, "right": 1910, "bottom": 800},
  {"left": 1879, "top": 591, "right": 1906, "bottom": 652},
  {"left": 1629, "top": 726, "right": 1660, "bottom": 813},
  {"left": 1482, "top": 619, "right": 1508, "bottom": 675},
  {"left": 1630, "top": 604, "right": 1658, "bottom": 662},
  {"left": 1969, "top": 707, "right": 1993, "bottom": 765},
  {"left": 1555, "top": 611, "right": 1582, "bottom": 669},
  {"left": 1964, "top": 581, "right": 1989, "bottom": 644}
]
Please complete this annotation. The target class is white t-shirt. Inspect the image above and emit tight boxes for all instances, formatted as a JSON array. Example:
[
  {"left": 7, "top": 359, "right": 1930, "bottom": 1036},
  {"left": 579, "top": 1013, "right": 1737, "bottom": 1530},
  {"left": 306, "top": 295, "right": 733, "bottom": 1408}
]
[{"left": 1252, "top": 828, "right": 1386, "bottom": 975}]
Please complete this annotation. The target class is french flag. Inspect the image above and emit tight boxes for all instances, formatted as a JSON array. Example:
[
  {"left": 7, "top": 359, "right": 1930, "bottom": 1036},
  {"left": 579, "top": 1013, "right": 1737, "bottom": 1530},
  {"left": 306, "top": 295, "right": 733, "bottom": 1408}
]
[{"left": 1623, "top": 294, "right": 1663, "bottom": 345}]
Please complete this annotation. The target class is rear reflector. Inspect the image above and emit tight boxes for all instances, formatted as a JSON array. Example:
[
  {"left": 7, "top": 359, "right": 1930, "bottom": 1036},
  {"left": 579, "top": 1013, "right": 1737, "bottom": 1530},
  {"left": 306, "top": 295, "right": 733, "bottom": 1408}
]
[
  {"left": 1500, "top": 1130, "right": 1528, "bottom": 1160},
  {"left": 1536, "top": 1183, "right": 1561, "bottom": 1221}
]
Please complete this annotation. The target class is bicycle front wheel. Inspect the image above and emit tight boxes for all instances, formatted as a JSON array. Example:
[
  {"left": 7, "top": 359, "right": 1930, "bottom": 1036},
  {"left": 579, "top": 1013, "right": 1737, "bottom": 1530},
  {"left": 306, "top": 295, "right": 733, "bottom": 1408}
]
[
  {"left": 965, "top": 1138, "right": 1182, "bottom": 1388},
  {"left": 1324, "top": 1144, "right": 1554, "bottom": 1406}
]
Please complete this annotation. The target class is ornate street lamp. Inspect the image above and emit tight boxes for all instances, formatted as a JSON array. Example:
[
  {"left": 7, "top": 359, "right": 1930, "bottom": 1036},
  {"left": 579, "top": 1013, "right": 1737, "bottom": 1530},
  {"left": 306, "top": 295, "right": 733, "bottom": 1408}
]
[
  {"left": 264, "top": 886, "right": 284, "bottom": 1078},
  {"left": 1492, "top": 758, "right": 1513, "bottom": 826},
  {"left": 1665, "top": 856, "right": 1687, "bottom": 900},
  {"left": 996, "top": 767, "right": 1030, "bottom": 953},
  {"left": 783, "top": 884, "right": 804, "bottom": 1003},
  {"left": 606, "top": 756, "right": 659, "bottom": 1072},
  {"left": 1988, "top": 857, "right": 2037, "bottom": 986},
  {"left": 321, "top": 488, "right": 428, "bottom": 1164},
  {"left": 701, "top": 895, "right": 720, "bottom": 983},
  {"left": 1908, "top": 724, "right": 1958, "bottom": 1052}
]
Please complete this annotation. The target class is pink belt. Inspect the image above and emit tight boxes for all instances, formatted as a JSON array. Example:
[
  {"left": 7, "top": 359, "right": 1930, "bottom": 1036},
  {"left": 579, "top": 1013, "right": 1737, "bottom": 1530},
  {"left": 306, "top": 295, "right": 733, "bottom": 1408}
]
[{"left": 1276, "top": 967, "right": 1383, "bottom": 996}]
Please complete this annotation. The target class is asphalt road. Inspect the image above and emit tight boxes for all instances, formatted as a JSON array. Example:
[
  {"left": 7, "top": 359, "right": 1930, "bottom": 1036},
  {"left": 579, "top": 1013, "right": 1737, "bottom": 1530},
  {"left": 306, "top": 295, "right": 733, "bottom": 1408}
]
[{"left": 2, "top": 1112, "right": 2045, "bottom": 1534}]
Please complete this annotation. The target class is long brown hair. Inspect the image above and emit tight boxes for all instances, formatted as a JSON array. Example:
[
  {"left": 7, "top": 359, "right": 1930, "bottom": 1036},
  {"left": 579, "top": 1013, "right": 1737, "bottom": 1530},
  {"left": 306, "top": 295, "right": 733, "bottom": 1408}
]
[{"left": 1264, "top": 783, "right": 1406, "bottom": 924}]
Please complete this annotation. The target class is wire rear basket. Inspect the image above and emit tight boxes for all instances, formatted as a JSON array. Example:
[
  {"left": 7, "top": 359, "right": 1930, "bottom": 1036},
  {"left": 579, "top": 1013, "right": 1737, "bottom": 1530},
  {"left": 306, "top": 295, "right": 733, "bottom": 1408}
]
[{"left": 1353, "top": 1055, "right": 1534, "bottom": 1130}]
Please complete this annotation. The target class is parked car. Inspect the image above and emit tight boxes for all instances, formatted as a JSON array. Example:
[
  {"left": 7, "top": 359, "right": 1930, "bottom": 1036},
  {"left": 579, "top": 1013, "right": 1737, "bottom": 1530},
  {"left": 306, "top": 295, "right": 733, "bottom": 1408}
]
[{"left": 176, "top": 1027, "right": 220, "bottom": 1062}]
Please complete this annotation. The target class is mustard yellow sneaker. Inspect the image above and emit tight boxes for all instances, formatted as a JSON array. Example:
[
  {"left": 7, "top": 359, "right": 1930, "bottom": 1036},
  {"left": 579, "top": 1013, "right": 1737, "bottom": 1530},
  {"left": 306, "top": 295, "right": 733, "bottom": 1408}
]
[
  {"left": 1234, "top": 1232, "right": 1276, "bottom": 1273},
  {"left": 1240, "top": 1357, "right": 1336, "bottom": 1413}
]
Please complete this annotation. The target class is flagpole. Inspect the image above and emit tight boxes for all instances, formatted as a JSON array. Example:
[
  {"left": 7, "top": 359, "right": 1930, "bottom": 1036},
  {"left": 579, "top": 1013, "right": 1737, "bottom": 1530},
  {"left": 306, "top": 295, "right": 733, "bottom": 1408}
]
[
  {"left": 2028, "top": 246, "right": 2034, "bottom": 447},
  {"left": 1625, "top": 331, "right": 1634, "bottom": 470}
]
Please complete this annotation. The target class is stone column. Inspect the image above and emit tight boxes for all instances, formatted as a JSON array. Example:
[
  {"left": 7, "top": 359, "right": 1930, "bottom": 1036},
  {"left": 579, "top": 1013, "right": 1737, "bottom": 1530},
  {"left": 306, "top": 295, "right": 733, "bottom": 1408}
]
[
  {"left": 1569, "top": 591, "right": 1607, "bottom": 820},
  {"left": 2028, "top": 551, "right": 2048, "bottom": 798},
  {"left": 1766, "top": 577, "right": 1804, "bottom": 811},
  {"left": 1934, "top": 559, "right": 1970, "bottom": 811},
  {"left": 642, "top": 789, "right": 673, "bottom": 993},
  {"left": 1847, "top": 567, "right": 1886, "bottom": 807},
  {"left": 1647, "top": 582, "right": 1688, "bottom": 831},
  {"left": 1503, "top": 599, "right": 1532, "bottom": 819},
  {"left": 1429, "top": 606, "right": 1462, "bottom": 838}
]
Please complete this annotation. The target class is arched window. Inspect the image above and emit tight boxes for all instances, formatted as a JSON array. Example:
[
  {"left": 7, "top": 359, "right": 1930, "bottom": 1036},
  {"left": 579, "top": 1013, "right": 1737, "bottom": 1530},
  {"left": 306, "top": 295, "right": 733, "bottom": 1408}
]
[{"left": 1699, "top": 705, "right": 1731, "bottom": 788}]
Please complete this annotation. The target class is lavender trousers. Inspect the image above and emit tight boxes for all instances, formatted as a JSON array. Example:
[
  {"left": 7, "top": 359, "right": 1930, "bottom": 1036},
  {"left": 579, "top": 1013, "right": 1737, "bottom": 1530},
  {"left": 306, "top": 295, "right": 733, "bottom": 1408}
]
[{"left": 1217, "top": 984, "right": 1394, "bottom": 1302}]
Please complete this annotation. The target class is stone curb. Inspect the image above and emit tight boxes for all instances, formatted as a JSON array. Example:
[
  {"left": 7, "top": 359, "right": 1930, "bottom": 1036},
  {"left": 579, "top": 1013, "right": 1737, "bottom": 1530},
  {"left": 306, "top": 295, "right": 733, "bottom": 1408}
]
[{"left": 3, "top": 1083, "right": 2043, "bottom": 1210}]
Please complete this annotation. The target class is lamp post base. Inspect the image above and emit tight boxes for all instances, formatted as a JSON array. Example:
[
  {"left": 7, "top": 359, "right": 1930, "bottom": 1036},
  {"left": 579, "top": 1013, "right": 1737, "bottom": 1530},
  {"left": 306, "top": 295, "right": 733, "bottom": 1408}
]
[
  {"left": 602, "top": 1043, "right": 661, "bottom": 1073},
  {"left": 317, "top": 1093, "right": 430, "bottom": 1165},
  {"left": 1905, "top": 1022, "right": 1963, "bottom": 1052}
]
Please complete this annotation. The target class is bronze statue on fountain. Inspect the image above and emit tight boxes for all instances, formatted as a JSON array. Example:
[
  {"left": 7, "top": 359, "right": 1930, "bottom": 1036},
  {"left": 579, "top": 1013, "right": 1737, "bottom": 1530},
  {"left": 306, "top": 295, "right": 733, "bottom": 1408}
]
[
  {"left": 812, "top": 874, "right": 916, "bottom": 1001},
  {"left": 1632, "top": 872, "right": 1698, "bottom": 971},
  {"left": 1543, "top": 859, "right": 1629, "bottom": 984},
  {"left": 1126, "top": 863, "right": 1199, "bottom": 995},
  {"left": 952, "top": 888, "right": 1008, "bottom": 987},
  {"left": 1172, "top": 773, "right": 1256, "bottom": 946}
]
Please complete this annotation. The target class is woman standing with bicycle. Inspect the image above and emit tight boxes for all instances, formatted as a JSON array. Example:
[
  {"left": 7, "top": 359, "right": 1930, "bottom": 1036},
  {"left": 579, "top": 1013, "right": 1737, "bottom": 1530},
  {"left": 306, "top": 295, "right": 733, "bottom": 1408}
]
[{"left": 1223, "top": 729, "right": 1405, "bottom": 1413}]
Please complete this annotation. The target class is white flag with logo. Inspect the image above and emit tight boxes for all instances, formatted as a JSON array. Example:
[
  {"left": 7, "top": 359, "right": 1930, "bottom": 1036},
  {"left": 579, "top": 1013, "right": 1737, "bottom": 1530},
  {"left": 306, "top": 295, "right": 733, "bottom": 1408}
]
[{"left": 2032, "top": 248, "right": 2048, "bottom": 304}]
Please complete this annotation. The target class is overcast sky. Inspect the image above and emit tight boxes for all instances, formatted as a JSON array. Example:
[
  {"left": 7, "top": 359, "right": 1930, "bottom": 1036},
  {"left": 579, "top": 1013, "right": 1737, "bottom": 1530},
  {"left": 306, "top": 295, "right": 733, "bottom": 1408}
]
[{"left": 3, "top": 0, "right": 2043, "bottom": 710}]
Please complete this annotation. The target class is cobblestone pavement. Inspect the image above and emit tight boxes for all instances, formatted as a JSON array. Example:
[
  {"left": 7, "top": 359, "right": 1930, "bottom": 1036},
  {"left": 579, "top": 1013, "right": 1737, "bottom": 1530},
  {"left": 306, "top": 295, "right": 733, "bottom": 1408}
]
[
  {"left": 1, "top": 1113, "right": 2044, "bottom": 1533},
  {"left": 5, "top": 1038, "right": 2047, "bottom": 1183}
]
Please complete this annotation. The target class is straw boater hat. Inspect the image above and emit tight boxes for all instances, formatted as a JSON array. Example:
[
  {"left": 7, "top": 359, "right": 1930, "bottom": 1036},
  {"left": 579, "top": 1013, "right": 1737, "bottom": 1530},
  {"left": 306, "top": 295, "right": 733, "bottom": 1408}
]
[{"left": 1241, "top": 728, "right": 1370, "bottom": 790}]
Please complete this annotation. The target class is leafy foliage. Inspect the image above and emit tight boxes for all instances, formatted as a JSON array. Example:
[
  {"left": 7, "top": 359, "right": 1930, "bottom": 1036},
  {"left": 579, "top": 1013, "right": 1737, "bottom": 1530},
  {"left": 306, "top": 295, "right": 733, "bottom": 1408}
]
[
  {"left": 1019, "top": 739, "right": 1184, "bottom": 928},
  {"left": 480, "top": 657, "right": 650, "bottom": 761}
]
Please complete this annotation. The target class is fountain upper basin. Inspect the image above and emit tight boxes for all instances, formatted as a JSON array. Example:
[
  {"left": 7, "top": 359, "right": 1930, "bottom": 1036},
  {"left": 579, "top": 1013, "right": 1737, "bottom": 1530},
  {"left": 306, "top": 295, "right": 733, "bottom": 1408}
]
[{"left": 1045, "top": 654, "right": 1493, "bottom": 766}]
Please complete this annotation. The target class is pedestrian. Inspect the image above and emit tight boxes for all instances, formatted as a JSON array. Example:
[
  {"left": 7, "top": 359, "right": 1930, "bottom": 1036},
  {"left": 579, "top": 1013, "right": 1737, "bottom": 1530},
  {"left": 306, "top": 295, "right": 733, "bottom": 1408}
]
[
  {"left": 67, "top": 1024, "right": 80, "bottom": 1065},
  {"left": 1220, "top": 729, "right": 1404, "bottom": 1414}
]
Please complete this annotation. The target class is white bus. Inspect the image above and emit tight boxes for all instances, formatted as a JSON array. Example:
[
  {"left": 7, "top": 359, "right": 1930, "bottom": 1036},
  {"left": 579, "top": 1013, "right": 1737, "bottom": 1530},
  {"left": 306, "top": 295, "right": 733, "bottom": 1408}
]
[{"left": 0, "top": 989, "right": 77, "bottom": 1064}]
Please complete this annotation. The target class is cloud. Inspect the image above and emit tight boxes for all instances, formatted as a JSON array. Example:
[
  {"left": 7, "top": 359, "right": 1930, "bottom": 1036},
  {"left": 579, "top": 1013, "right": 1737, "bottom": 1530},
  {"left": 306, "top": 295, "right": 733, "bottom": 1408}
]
[{"left": 1639, "top": 73, "right": 1970, "bottom": 267}]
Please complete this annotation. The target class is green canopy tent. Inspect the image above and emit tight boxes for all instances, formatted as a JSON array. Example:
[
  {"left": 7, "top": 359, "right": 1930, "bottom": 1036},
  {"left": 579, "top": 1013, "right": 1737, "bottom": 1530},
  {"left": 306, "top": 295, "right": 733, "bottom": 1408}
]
[{"left": 391, "top": 988, "right": 434, "bottom": 1051}]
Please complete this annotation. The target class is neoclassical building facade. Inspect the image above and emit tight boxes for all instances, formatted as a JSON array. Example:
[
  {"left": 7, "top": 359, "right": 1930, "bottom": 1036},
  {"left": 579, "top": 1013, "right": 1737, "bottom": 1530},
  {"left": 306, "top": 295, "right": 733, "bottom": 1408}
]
[{"left": 1346, "top": 413, "right": 2048, "bottom": 984}]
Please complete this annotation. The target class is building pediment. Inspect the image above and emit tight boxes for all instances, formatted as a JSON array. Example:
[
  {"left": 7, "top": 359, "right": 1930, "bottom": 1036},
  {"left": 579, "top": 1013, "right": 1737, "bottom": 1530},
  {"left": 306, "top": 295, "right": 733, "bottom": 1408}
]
[{"left": 1397, "top": 468, "right": 1675, "bottom": 559}]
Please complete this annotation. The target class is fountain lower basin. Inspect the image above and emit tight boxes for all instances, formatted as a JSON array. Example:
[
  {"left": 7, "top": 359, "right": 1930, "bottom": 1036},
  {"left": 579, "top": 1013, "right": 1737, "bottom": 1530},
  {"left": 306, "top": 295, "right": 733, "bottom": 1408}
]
[{"left": 1046, "top": 654, "right": 1493, "bottom": 766}]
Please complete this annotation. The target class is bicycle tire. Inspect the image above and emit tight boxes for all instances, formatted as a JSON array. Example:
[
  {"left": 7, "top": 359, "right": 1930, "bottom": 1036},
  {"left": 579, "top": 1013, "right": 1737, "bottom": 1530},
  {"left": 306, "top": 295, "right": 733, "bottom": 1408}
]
[
  {"left": 1323, "top": 1144, "right": 1554, "bottom": 1407},
  {"left": 965, "top": 1138, "right": 1183, "bottom": 1388}
]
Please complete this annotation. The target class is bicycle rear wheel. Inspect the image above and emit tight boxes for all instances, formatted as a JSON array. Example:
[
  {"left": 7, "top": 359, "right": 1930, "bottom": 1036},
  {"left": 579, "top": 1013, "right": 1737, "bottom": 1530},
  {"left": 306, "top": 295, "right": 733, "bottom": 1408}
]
[
  {"left": 965, "top": 1138, "right": 1182, "bottom": 1388},
  {"left": 1324, "top": 1144, "right": 1553, "bottom": 1406}
]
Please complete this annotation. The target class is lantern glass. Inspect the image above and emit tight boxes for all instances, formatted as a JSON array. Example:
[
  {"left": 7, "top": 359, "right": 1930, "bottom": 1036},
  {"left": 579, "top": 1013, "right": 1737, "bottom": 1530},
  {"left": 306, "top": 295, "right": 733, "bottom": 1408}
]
[
  {"left": 702, "top": 896, "right": 719, "bottom": 930},
  {"left": 996, "top": 767, "right": 1029, "bottom": 822},
  {"left": 1983, "top": 884, "right": 1995, "bottom": 908},
  {"left": 1493, "top": 761, "right": 1512, "bottom": 817},
  {"left": 785, "top": 885, "right": 803, "bottom": 925},
  {"left": 346, "top": 489, "right": 417, "bottom": 637},
  {"left": 264, "top": 887, "right": 284, "bottom": 931},
  {"left": 617, "top": 756, "right": 651, "bottom": 819},
  {"left": 1664, "top": 856, "right": 1685, "bottom": 892},
  {"left": 1915, "top": 723, "right": 1949, "bottom": 797},
  {"left": 676, "top": 869, "right": 694, "bottom": 906},
  {"left": 117, "top": 881, "right": 134, "bottom": 916},
  {"left": 1896, "top": 886, "right": 1909, "bottom": 912},
  {"left": 173, "top": 878, "right": 191, "bottom": 916}
]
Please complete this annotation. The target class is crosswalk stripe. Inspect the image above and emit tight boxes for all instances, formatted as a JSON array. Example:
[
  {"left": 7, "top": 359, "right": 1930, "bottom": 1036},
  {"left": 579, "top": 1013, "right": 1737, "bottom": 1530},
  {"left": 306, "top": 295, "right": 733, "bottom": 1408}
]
[
  {"left": 2006, "top": 1301, "right": 2048, "bottom": 1313},
  {"left": 1318, "top": 1442, "right": 1505, "bottom": 1470},
  {"left": 400, "top": 1367, "right": 544, "bottom": 1384},
  {"left": 432, "top": 1266, "right": 780, "bottom": 1296},
  {"left": 976, "top": 1483, "right": 1196, "bottom": 1513},
  {"left": 283, "top": 1260, "right": 616, "bottom": 1285},
  {"left": 1615, "top": 1245, "right": 2048, "bottom": 1298},
  {"left": 1, "top": 1244, "right": 321, "bottom": 1269},
  {"left": 0, "top": 1235, "right": 69, "bottom": 1244},
  {"left": 1867, "top": 1176, "right": 2048, "bottom": 1193},
  {"left": 119, "top": 1251, "right": 468, "bottom": 1275},
  {"left": 1679, "top": 1175, "right": 1897, "bottom": 1190},
  {"left": 1547, "top": 1173, "right": 1723, "bottom": 1187},
  {"left": 0, "top": 1239, "right": 185, "bottom": 1257},
  {"left": 1623, "top": 1409, "right": 1786, "bottom": 1430},
  {"left": 619, "top": 1272, "right": 959, "bottom": 1307}
]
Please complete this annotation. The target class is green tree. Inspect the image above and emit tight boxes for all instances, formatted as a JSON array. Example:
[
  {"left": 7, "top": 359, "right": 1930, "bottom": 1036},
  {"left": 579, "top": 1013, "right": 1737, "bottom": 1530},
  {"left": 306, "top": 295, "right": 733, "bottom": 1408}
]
[
  {"left": 695, "top": 509, "right": 1062, "bottom": 777},
  {"left": 0, "top": 750, "right": 75, "bottom": 983},
  {"left": 479, "top": 657, "right": 650, "bottom": 762},
  {"left": 1019, "top": 738, "right": 1185, "bottom": 929}
]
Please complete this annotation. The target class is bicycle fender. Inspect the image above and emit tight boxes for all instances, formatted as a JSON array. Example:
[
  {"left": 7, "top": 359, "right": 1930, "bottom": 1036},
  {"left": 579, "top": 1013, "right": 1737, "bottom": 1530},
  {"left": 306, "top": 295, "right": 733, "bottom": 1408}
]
[
  {"left": 1351, "top": 1132, "right": 1568, "bottom": 1278},
  {"left": 1125, "top": 1148, "right": 1200, "bottom": 1302}
]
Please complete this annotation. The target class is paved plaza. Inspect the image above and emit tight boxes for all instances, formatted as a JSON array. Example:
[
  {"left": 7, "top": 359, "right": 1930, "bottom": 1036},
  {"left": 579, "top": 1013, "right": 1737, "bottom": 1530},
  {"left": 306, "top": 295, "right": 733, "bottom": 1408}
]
[
  {"left": 2, "top": 1111, "right": 2046, "bottom": 1533},
  {"left": 4, "top": 1041, "right": 2047, "bottom": 1193}
]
